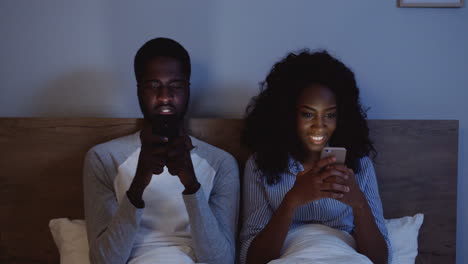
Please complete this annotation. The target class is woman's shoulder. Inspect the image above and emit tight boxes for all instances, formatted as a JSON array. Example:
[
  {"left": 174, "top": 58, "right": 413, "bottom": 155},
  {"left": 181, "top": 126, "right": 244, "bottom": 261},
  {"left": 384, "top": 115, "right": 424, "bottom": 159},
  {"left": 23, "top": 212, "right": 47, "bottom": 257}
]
[
  {"left": 354, "top": 156, "right": 377, "bottom": 185},
  {"left": 245, "top": 153, "right": 257, "bottom": 166},
  {"left": 358, "top": 155, "right": 374, "bottom": 169},
  {"left": 244, "top": 153, "right": 268, "bottom": 183},
  {"left": 245, "top": 153, "right": 260, "bottom": 173}
]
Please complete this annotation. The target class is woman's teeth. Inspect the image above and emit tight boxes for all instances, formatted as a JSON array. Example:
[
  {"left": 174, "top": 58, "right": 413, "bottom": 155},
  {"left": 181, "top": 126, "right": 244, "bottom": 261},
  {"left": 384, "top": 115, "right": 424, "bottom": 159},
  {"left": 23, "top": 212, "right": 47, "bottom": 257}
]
[{"left": 309, "top": 135, "right": 326, "bottom": 144}]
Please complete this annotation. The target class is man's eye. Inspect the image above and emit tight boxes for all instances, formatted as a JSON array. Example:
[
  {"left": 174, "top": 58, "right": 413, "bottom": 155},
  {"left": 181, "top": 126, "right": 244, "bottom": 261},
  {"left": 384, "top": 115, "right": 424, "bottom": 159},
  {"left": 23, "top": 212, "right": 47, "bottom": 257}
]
[
  {"left": 325, "top": 112, "right": 337, "bottom": 119},
  {"left": 301, "top": 112, "right": 313, "bottom": 118},
  {"left": 150, "top": 82, "right": 161, "bottom": 88},
  {"left": 169, "top": 82, "right": 187, "bottom": 90},
  {"left": 141, "top": 81, "right": 161, "bottom": 90}
]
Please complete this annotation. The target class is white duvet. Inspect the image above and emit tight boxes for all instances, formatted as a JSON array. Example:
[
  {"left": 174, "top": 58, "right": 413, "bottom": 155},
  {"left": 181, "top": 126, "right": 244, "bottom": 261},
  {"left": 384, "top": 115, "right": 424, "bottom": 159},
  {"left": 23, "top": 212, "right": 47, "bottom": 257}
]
[
  {"left": 50, "top": 215, "right": 425, "bottom": 264},
  {"left": 268, "top": 224, "right": 372, "bottom": 264}
]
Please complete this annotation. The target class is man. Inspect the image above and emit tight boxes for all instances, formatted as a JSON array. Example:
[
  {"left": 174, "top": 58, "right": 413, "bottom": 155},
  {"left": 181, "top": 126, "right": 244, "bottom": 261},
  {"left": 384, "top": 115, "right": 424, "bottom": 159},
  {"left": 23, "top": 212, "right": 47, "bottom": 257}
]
[{"left": 83, "top": 38, "right": 239, "bottom": 264}]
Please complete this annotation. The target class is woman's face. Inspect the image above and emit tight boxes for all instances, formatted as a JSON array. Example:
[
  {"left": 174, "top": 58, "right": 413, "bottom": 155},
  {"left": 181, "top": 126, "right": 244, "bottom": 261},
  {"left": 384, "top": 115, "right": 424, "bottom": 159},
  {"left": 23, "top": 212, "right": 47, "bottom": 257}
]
[{"left": 296, "top": 84, "right": 337, "bottom": 154}]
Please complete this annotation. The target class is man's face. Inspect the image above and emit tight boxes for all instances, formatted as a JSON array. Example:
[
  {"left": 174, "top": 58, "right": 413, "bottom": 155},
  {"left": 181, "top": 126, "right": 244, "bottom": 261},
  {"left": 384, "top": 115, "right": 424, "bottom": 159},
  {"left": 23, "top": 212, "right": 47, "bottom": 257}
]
[{"left": 137, "top": 56, "right": 190, "bottom": 122}]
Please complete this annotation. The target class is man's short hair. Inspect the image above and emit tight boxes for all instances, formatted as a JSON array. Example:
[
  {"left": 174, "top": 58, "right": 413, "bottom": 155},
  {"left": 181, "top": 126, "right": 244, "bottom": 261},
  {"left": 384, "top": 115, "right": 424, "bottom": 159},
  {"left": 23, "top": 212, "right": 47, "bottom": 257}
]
[{"left": 134, "top": 37, "right": 191, "bottom": 83}]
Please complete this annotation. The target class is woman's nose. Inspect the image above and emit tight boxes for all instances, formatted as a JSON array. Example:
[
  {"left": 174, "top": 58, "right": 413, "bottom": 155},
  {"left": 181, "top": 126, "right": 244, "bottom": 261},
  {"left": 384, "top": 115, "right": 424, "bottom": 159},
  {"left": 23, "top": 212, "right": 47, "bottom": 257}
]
[{"left": 311, "top": 116, "right": 325, "bottom": 128}]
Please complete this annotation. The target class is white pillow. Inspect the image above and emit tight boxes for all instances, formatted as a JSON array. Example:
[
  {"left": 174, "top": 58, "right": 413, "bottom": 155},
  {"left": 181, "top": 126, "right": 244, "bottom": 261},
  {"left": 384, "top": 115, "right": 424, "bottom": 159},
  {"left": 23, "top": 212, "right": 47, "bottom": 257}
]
[
  {"left": 49, "top": 214, "right": 423, "bottom": 264},
  {"left": 385, "top": 213, "right": 424, "bottom": 264},
  {"left": 49, "top": 218, "right": 90, "bottom": 264}
]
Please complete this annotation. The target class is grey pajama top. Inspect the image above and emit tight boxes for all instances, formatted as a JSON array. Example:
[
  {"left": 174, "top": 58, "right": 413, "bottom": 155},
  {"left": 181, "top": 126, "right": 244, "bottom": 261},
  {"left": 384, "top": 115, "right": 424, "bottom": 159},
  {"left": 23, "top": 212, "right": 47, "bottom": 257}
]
[{"left": 83, "top": 132, "right": 239, "bottom": 264}]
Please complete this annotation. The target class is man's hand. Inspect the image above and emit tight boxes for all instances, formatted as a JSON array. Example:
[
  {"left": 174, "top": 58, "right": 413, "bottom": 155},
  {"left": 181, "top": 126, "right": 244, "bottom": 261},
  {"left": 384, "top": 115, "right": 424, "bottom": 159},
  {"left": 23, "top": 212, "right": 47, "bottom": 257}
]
[
  {"left": 166, "top": 135, "right": 199, "bottom": 193},
  {"left": 127, "top": 122, "right": 169, "bottom": 207}
]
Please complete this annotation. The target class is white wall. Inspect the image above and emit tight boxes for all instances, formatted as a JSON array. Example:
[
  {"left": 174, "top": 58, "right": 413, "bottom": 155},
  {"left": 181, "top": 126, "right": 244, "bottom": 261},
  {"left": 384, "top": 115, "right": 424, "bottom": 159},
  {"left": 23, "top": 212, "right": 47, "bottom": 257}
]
[{"left": 1, "top": 1, "right": 467, "bottom": 262}]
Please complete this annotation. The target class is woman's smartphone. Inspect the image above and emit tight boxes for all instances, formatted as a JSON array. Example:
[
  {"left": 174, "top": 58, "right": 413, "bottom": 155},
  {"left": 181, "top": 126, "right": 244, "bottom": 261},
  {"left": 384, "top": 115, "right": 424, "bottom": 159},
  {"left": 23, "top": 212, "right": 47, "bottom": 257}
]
[{"left": 320, "top": 147, "right": 347, "bottom": 164}]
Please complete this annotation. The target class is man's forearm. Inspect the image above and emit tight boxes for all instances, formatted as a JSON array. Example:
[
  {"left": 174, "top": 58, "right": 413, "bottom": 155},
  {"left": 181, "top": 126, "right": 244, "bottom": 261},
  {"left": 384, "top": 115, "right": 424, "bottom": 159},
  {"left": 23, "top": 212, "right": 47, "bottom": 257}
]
[
  {"left": 87, "top": 196, "right": 143, "bottom": 264},
  {"left": 183, "top": 189, "right": 236, "bottom": 264}
]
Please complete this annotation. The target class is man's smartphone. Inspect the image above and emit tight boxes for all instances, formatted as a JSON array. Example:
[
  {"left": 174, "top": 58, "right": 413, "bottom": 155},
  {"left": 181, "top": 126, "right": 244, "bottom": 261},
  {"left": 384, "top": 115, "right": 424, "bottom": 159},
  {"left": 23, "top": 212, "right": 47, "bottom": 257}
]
[
  {"left": 320, "top": 147, "right": 347, "bottom": 164},
  {"left": 152, "top": 115, "right": 179, "bottom": 142}
]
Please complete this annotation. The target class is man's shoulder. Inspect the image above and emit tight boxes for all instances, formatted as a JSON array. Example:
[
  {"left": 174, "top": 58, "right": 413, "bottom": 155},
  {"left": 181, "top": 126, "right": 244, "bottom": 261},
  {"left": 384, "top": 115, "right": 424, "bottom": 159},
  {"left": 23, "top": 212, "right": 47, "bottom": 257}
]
[
  {"left": 86, "top": 132, "right": 140, "bottom": 162},
  {"left": 190, "top": 136, "right": 238, "bottom": 168}
]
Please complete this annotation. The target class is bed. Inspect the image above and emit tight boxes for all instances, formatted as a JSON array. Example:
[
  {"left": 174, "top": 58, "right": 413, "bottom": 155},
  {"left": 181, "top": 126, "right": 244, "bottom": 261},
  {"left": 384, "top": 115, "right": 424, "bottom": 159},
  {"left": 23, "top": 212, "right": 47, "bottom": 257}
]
[{"left": 0, "top": 118, "right": 458, "bottom": 263}]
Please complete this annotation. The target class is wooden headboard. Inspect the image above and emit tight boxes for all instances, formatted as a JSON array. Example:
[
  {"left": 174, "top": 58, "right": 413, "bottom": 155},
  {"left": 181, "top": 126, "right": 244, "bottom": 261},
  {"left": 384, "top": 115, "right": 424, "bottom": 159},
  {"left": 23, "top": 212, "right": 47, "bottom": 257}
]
[{"left": 0, "top": 118, "right": 458, "bottom": 264}]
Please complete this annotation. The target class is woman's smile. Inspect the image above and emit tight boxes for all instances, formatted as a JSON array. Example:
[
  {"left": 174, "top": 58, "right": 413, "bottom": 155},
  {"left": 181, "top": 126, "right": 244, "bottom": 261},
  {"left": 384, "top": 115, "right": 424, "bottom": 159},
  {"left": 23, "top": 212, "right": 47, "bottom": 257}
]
[{"left": 308, "top": 134, "right": 327, "bottom": 145}]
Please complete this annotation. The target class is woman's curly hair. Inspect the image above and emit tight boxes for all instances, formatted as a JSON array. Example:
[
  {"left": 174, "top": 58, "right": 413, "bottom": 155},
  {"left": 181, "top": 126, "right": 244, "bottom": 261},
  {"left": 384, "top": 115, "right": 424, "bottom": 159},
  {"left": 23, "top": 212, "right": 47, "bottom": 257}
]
[{"left": 242, "top": 50, "right": 376, "bottom": 184}]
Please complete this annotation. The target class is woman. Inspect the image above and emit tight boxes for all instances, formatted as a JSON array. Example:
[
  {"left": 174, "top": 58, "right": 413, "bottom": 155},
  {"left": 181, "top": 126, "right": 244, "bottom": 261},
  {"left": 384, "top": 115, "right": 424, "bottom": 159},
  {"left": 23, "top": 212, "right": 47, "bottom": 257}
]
[{"left": 239, "top": 50, "right": 391, "bottom": 264}]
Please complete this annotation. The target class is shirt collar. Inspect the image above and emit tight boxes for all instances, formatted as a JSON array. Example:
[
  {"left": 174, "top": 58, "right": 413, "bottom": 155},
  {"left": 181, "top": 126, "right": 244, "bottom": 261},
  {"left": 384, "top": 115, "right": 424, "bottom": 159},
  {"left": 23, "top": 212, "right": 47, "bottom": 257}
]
[{"left": 287, "top": 154, "right": 304, "bottom": 175}]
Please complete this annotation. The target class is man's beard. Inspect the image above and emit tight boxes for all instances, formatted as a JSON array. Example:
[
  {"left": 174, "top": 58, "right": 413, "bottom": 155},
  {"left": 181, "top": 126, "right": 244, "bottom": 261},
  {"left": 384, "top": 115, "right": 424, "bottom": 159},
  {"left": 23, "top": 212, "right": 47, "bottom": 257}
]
[{"left": 138, "top": 100, "right": 189, "bottom": 123}]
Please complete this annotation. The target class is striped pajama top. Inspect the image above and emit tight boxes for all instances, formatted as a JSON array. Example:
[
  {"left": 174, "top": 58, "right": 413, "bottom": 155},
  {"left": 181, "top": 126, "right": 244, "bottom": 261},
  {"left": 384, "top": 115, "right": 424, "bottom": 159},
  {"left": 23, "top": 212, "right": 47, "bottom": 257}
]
[{"left": 239, "top": 154, "right": 392, "bottom": 264}]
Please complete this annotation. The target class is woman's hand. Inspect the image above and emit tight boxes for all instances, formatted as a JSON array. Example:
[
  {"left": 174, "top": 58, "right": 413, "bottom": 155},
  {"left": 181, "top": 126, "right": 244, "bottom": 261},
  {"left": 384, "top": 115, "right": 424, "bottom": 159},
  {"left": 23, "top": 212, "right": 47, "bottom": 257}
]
[
  {"left": 286, "top": 156, "right": 350, "bottom": 208},
  {"left": 326, "top": 164, "right": 388, "bottom": 264},
  {"left": 325, "top": 164, "right": 366, "bottom": 209}
]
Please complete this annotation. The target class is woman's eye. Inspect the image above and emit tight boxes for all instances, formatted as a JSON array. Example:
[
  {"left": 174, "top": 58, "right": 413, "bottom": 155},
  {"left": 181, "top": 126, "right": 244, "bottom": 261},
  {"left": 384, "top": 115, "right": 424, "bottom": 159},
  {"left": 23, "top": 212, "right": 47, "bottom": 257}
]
[
  {"left": 325, "top": 112, "right": 337, "bottom": 119},
  {"left": 301, "top": 112, "right": 313, "bottom": 118}
]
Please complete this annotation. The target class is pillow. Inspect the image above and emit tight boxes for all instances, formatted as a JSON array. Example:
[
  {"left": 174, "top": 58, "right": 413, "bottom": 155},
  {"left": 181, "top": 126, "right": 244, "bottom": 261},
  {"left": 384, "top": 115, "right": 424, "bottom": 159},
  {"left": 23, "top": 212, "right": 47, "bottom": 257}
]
[
  {"left": 49, "top": 218, "right": 90, "bottom": 264},
  {"left": 385, "top": 213, "right": 424, "bottom": 264},
  {"left": 49, "top": 214, "right": 424, "bottom": 264}
]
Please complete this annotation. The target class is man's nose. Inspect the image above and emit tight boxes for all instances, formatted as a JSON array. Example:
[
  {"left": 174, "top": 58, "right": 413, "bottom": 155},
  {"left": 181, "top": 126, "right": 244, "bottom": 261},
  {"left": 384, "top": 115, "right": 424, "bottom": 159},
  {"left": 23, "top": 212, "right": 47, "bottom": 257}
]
[{"left": 156, "top": 86, "right": 173, "bottom": 103}]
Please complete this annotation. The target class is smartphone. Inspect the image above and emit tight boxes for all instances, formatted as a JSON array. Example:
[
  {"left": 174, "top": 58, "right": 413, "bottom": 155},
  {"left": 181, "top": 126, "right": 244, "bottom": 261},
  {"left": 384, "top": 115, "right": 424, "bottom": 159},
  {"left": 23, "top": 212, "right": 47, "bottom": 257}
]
[
  {"left": 320, "top": 147, "right": 347, "bottom": 164},
  {"left": 152, "top": 114, "right": 179, "bottom": 142}
]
